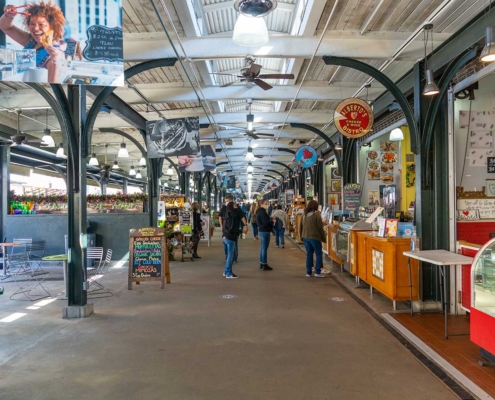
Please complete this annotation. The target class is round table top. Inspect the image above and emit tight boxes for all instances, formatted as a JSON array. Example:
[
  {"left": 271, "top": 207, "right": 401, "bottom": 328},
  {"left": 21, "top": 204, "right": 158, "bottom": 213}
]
[
  {"left": 42, "top": 254, "right": 68, "bottom": 261},
  {"left": 0, "top": 242, "right": 22, "bottom": 247}
]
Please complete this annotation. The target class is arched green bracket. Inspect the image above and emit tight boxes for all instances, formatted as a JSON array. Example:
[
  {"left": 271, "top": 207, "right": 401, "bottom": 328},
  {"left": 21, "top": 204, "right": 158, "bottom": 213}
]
[
  {"left": 84, "top": 58, "right": 178, "bottom": 154},
  {"left": 267, "top": 169, "right": 285, "bottom": 179},
  {"left": 422, "top": 47, "right": 477, "bottom": 188},
  {"left": 323, "top": 56, "right": 419, "bottom": 154},
  {"left": 270, "top": 161, "right": 293, "bottom": 173},
  {"left": 289, "top": 123, "right": 343, "bottom": 175},
  {"left": 277, "top": 148, "right": 296, "bottom": 155}
]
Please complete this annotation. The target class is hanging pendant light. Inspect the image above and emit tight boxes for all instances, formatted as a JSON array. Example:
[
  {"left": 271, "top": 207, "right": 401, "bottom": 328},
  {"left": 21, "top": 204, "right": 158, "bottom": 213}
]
[
  {"left": 112, "top": 160, "right": 119, "bottom": 170},
  {"left": 246, "top": 146, "right": 255, "bottom": 161},
  {"left": 164, "top": 181, "right": 169, "bottom": 188},
  {"left": 247, "top": 172, "right": 253, "bottom": 179},
  {"left": 118, "top": 141, "right": 129, "bottom": 158},
  {"left": 41, "top": 110, "right": 55, "bottom": 147},
  {"left": 89, "top": 149, "right": 99, "bottom": 166},
  {"left": 139, "top": 156, "right": 147, "bottom": 168},
  {"left": 423, "top": 69, "right": 440, "bottom": 96},
  {"left": 390, "top": 128, "right": 404, "bottom": 141},
  {"left": 335, "top": 140, "right": 343, "bottom": 151},
  {"left": 480, "top": 26, "right": 495, "bottom": 62},
  {"left": 56, "top": 143, "right": 65, "bottom": 158},
  {"left": 233, "top": 14, "right": 269, "bottom": 47},
  {"left": 167, "top": 165, "right": 173, "bottom": 175},
  {"left": 136, "top": 170, "right": 143, "bottom": 179},
  {"left": 246, "top": 162, "right": 254, "bottom": 173},
  {"left": 129, "top": 165, "right": 136, "bottom": 176}
]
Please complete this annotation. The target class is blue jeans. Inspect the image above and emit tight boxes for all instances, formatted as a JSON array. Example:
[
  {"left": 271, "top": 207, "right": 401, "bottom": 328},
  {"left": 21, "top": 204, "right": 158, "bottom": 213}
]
[
  {"left": 223, "top": 235, "right": 239, "bottom": 261},
  {"left": 223, "top": 237, "right": 236, "bottom": 277},
  {"left": 303, "top": 238, "right": 323, "bottom": 275},
  {"left": 275, "top": 228, "right": 285, "bottom": 247},
  {"left": 259, "top": 231, "right": 270, "bottom": 264},
  {"left": 252, "top": 223, "right": 259, "bottom": 238}
]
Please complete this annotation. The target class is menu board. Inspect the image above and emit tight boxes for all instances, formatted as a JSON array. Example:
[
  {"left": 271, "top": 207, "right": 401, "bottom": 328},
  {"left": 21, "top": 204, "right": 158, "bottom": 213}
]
[
  {"left": 343, "top": 183, "right": 361, "bottom": 213},
  {"left": 128, "top": 227, "right": 170, "bottom": 290}
]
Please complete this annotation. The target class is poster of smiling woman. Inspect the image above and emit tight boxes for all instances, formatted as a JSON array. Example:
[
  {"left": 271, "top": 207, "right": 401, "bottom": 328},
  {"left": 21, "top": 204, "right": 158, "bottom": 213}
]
[{"left": 0, "top": 0, "right": 123, "bottom": 85}]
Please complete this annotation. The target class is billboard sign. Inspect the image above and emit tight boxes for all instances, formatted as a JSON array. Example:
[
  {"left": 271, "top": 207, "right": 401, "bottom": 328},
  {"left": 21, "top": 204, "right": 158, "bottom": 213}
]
[
  {"left": 0, "top": 0, "right": 124, "bottom": 85},
  {"left": 146, "top": 117, "right": 200, "bottom": 158}
]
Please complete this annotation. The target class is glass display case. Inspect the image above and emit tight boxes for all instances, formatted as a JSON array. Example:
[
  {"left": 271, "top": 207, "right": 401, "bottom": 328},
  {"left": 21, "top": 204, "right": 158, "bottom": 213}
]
[{"left": 471, "top": 238, "right": 495, "bottom": 358}]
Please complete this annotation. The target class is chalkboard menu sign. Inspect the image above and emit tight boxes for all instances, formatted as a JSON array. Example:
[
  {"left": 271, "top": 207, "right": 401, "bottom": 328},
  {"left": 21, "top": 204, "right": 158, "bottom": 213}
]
[
  {"left": 83, "top": 25, "right": 123, "bottom": 62},
  {"left": 488, "top": 157, "right": 495, "bottom": 173},
  {"left": 128, "top": 227, "right": 170, "bottom": 290},
  {"left": 343, "top": 183, "right": 362, "bottom": 213}
]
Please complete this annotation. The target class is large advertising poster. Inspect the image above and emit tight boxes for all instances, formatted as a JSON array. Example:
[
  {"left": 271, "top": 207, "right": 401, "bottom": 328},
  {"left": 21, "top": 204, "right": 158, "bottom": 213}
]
[
  {"left": 146, "top": 117, "right": 200, "bottom": 159},
  {"left": 178, "top": 145, "right": 216, "bottom": 173},
  {"left": 0, "top": 0, "right": 124, "bottom": 85}
]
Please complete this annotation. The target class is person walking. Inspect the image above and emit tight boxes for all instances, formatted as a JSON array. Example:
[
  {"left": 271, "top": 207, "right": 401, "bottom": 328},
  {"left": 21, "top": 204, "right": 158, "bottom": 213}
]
[
  {"left": 250, "top": 201, "right": 259, "bottom": 240},
  {"left": 272, "top": 205, "right": 288, "bottom": 249},
  {"left": 300, "top": 200, "right": 327, "bottom": 278},
  {"left": 256, "top": 199, "right": 274, "bottom": 271},
  {"left": 222, "top": 202, "right": 241, "bottom": 279},
  {"left": 191, "top": 202, "right": 203, "bottom": 259}
]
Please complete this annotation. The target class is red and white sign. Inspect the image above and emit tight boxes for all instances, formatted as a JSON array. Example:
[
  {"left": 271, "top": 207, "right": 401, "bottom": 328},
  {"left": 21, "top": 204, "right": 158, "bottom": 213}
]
[{"left": 334, "top": 98, "right": 374, "bottom": 139}]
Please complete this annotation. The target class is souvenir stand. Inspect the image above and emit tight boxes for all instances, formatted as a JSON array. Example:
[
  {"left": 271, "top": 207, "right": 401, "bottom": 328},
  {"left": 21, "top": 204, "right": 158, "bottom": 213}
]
[{"left": 289, "top": 197, "right": 305, "bottom": 244}]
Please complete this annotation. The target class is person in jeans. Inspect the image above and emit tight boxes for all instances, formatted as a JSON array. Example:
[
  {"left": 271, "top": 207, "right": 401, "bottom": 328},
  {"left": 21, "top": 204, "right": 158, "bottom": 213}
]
[
  {"left": 300, "top": 200, "right": 327, "bottom": 278},
  {"left": 222, "top": 202, "right": 247, "bottom": 278},
  {"left": 256, "top": 199, "right": 274, "bottom": 271},
  {"left": 191, "top": 202, "right": 203, "bottom": 258},
  {"left": 272, "top": 205, "right": 288, "bottom": 248},
  {"left": 249, "top": 201, "right": 259, "bottom": 240},
  {"left": 219, "top": 195, "right": 247, "bottom": 262}
]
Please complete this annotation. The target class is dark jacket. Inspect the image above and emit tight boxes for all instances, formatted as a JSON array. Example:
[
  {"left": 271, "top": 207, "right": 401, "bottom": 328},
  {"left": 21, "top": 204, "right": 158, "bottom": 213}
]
[
  {"left": 300, "top": 211, "right": 326, "bottom": 242},
  {"left": 256, "top": 207, "right": 273, "bottom": 232},
  {"left": 193, "top": 210, "right": 202, "bottom": 233}
]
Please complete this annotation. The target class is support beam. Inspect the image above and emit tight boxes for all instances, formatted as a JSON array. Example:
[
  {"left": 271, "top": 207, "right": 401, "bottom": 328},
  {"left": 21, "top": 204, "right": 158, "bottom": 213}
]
[{"left": 0, "top": 147, "right": 9, "bottom": 245}]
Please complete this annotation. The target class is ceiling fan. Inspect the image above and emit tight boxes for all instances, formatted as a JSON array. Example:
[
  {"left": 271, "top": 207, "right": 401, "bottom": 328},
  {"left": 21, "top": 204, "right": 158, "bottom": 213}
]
[
  {"left": 211, "top": 57, "right": 294, "bottom": 90},
  {"left": 0, "top": 111, "right": 48, "bottom": 147}
]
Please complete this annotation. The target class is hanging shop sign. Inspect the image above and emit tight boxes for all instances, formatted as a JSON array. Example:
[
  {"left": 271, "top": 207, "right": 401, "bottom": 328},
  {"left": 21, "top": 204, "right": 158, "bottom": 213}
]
[
  {"left": 334, "top": 99, "right": 374, "bottom": 139},
  {"left": 0, "top": 1, "right": 124, "bottom": 85},
  {"left": 178, "top": 145, "right": 217, "bottom": 173},
  {"left": 128, "top": 227, "right": 170, "bottom": 290},
  {"left": 146, "top": 117, "right": 200, "bottom": 158},
  {"left": 295, "top": 145, "right": 318, "bottom": 168}
]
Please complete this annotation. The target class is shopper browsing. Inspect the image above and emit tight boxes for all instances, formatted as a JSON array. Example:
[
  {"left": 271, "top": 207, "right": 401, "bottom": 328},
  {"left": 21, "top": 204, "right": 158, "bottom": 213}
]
[
  {"left": 249, "top": 201, "right": 259, "bottom": 240},
  {"left": 222, "top": 202, "right": 247, "bottom": 279},
  {"left": 191, "top": 202, "right": 203, "bottom": 259},
  {"left": 256, "top": 199, "right": 274, "bottom": 271},
  {"left": 300, "top": 200, "right": 327, "bottom": 278},
  {"left": 272, "top": 205, "right": 288, "bottom": 249}
]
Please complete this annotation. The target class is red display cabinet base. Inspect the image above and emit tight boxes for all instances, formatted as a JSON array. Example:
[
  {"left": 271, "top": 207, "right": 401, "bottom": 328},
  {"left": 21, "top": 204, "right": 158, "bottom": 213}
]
[{"left": 471, "top": 308, "right": 495, "bottom": 356}]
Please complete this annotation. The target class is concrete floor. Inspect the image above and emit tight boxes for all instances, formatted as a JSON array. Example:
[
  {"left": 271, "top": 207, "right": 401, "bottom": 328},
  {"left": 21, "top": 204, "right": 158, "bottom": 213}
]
[{"left": 0, "top": 234, "right": 459, "bottom": 400}]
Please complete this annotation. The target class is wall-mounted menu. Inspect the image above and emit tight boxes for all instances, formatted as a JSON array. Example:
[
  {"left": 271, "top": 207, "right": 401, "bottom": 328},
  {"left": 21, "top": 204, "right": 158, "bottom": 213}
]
[
  {"left": 343, "top": 183, "right": 361, "bottom": 213},
  {"left": 128, "top": 227, "right": 170, "bottom": 290}
]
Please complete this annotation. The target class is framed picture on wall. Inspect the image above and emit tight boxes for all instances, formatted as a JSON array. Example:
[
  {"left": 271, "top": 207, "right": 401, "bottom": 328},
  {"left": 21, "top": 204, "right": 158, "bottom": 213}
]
[
  {"left": 331, "top": 180, "right": 342, "bottom": 192},
  {"left": 331, "top": 168, "right": 341, "bottom": 179},
  {"left": 486, "top": 179, "right": 495, "bottom": 197},
  {"left": 328, "top": 193, "right": 339, "bottom": 206}
]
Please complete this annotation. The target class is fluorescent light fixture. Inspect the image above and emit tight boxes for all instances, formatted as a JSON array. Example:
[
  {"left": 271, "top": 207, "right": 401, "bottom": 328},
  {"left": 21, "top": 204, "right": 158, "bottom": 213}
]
[
  {"left": 89, "top": 153, "right": 99, "bottom": 166},
  {"left": 167, "top": 165, "right": 173, "bottom": 175},
  {"left": 423, "top": 69, "right": 439, "bottom": 96},
  {"left": 118, "top": 142, "right": 129, "bottom": 158},
  {"left": 56, "top": 143, "right": 65, "bottom": 157},
  {"left": 129, "top": 166, "right": 136, "bottom": 176},
  {"left": 390, "top": 128, "right": 404, "bottom": 141},
  {"left": 136, "top": 170, "right": 142, "bottom": 179},
  {"left": 233, "top": 14, "right": 269, "bottom": 47},
  {"left": 41, "top": 128, "right": 55, "bottom": 147},
  {"left": 481, "top": 26, "right": 495, "bottom": 62},
  {"left": 139, "top": 157, "right": 147, "bottom": 168},
  {"left": 112, "top": 160, "right": 119, "bottom": 170},
  {"left": 0, "top": 313, "right": 27, "bottom": 323}
]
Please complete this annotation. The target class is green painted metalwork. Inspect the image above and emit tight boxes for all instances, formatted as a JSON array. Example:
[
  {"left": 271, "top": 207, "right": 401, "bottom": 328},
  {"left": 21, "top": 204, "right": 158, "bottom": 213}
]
[{"left": 322, "top": 56, "right": 419, "bottom": 154}]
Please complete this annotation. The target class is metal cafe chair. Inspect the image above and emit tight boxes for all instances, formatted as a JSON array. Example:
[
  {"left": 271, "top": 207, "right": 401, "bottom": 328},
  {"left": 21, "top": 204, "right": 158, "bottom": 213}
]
[
  {"left": 0, "top": 236, "right": 7, "bottom": 271},
  {"left": 87, "top": 247, "right": 104, "bottom": 275},
  {"left": 88, "top": 249, "right": 113, "bottom": 297},
  {"left": 26, "top": 241, "right": 47, "bottom": 274},
  {"left": 6, "top": 243, "right": 50, "bottom": 301}
]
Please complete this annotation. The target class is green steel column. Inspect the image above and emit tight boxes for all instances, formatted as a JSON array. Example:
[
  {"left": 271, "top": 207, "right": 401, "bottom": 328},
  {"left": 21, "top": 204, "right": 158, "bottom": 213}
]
[{"left": 0, "top": 147, "right": 10, "bottom": 243}]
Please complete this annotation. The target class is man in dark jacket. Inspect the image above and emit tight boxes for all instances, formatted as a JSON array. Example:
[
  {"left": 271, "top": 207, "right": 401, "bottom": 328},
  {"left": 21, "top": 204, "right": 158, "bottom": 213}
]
[
  {"left": 222, "top": 202, "right": 246, "bottom": 278},
  {"left": 219, "top": 195, "right": 247, "bottom": 263},
  {"left": 256, "top": 199, "right": 274, "bottom": 271}
]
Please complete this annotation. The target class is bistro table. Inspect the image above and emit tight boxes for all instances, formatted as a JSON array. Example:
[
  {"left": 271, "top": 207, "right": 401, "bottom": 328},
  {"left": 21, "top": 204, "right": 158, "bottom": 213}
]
[
  {"left": 0, "top": 242, "right": 22, "bottom": 278},
  {"left": 42, "top": 254, "right": 68, "bottom": 300},
  {"left": 403, "top": 250, "right": 474, "bottom": 339}
]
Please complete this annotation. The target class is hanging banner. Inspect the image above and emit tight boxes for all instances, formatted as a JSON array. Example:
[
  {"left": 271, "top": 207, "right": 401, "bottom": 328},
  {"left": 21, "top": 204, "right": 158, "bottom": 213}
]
[
  {"left": 178, "top": 145, "right": 216, "bottom": 173},
  {"left": 146, "top": 117, "right": 200, "bottom": 158},
  {"left": 0, "top": 0, "right": 124, "bottom": 85},
  {"left": 334, "top": 99, "right": 374, "bottom": 139},
  {"left": 227, "top": 175, "right": 236, "bottom": 189},
  {"left": 295, "top": 145, "right": 318, "bottom": 168}
]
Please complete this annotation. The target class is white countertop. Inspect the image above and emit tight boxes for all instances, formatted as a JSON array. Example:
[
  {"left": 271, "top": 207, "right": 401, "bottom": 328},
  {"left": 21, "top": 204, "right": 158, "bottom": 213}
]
[{"left": 403, "top": 250, "right": 474, "bottom": 266}]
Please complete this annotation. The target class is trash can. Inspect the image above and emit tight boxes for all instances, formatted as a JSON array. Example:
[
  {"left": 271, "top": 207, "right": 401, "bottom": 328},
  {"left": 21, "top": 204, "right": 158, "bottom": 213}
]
[{"left": 64, "top": 233, "right": 97, "bottom": 267}]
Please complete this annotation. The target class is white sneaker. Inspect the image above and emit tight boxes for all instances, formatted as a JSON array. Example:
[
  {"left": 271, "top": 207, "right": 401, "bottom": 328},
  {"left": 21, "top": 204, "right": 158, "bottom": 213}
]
[
  {"left": 306, "top": 274, "right": 313, "bottom": 277},
  {"left": 321, "top": 268, "right": 330, "bottom": 274},
  {"left": 315, "top": 274, "right": 327, "bottom": 278},
  {"left": 275, "top": 246, "right": 279, "bottom": 248}
]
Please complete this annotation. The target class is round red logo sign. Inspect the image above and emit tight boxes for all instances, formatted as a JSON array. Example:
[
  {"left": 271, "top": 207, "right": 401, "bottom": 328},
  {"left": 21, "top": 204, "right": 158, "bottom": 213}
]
[{"left": 333, "top": 98, "right": 374, "bottom": 139}]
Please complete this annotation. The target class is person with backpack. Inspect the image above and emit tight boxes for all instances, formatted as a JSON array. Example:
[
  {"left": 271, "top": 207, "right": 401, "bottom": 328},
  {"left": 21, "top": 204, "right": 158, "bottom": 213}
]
[
  {"left": 249, "top": 201, "right": 259, "bottom": 240},
  {"left": 222, "top": 202, "right": 247, "bottom": 279},
  {"left": 272, "top": 205, "right": 288, "bottom": 249},
  {"left": 299, "top": 200, "right": 327, "bottom": 278},
  {"left": 256, "top": 199, "right": 274, "bottom": 271}
]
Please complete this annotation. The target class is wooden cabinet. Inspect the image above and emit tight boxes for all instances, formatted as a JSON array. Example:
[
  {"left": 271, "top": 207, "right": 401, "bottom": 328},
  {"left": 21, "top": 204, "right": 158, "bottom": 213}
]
[
  {"left": 327, "top": 224, "right": 344, "bottom": 265},
  {"left": 295, "top": 214, "right": 303, "bottom": 243},
  {"left": 356, "top": 232, "right": 419, "bottom": 303}
]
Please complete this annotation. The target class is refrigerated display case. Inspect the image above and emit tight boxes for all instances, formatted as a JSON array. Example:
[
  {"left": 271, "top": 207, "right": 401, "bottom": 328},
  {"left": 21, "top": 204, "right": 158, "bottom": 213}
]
[{"left": 471, "top": 238, "right": 495, "bottom": 358}]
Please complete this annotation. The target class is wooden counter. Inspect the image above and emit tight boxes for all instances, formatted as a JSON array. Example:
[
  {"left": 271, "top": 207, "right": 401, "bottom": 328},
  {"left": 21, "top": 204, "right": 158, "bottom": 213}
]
[
  {"left": 356, "top": 232, "right": 419, "bottom": 306},
  {"left": 327, "top": 224, "right": 344, "bottom": 265}
]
